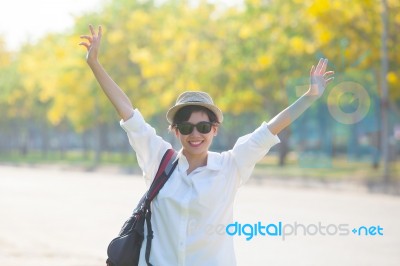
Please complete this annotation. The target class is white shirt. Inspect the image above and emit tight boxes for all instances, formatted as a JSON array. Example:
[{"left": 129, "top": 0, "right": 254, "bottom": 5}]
[{"left": 120, "top": 109, "right": 280, "bottom": 266}]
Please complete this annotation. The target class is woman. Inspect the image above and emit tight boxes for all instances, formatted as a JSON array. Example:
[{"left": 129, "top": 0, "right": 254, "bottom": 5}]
[{"left": 80, "top": 25, "right": 334, "bottom": 266}]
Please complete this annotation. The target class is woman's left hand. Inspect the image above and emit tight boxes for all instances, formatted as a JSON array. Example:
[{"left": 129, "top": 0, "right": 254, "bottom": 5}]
[{"left": 307, "top": 58, "right": 335, "bottom": 98}]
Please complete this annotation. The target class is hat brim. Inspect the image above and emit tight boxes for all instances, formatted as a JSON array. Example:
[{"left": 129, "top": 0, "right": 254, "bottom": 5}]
[{"left": 166, "top": 102, "right": 223, "bottom": 124}]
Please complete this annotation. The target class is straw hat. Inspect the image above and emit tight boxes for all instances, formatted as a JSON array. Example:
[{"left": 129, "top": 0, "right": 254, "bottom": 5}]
[{"left": 166, "top": 91, "right": 223, "bottom": 124}]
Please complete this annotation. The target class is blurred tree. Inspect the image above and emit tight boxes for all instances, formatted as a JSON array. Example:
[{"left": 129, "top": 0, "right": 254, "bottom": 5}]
[
  {"left": 307, "top": 0, "right": 399, "bottom": 173},
  {"left": 0, "top": 0, "right": 398, "bottom": 170},
  {"left": 0, "top": 39, "right": 36, "bottom": 155}
]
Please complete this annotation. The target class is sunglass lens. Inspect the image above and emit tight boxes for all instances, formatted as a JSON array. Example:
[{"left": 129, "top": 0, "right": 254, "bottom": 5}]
[
  {"left": 178, "top": 124, "right": 193, "bottom": 135},
  {"left": 177, "top": 122, "right": 213, "bottom": 135},
  {"left": 197, "top": 122, "right": 212, "bottom": 134}
]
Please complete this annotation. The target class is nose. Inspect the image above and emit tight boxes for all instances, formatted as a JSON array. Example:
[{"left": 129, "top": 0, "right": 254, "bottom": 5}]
[{"left": 190, "top": 126, "right": 202, "bottom": 136}]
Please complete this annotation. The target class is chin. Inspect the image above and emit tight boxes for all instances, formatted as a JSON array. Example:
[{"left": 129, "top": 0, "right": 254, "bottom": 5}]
[{"left": 183, "top": 145, "right": 209, "bottom": 156}]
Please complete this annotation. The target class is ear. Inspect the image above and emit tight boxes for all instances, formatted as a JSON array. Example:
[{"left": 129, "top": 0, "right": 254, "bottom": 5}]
[
  {"left": 174, "top": 127, "right": 180, "bottom": 138},
  {"left": 213, "top": 125, "right": 218, "bottom": 136}
]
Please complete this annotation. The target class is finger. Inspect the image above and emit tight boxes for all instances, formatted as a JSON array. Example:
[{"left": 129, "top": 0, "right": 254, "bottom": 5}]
[
  {"left": 310, "top": 65, "right": 315, "bottom": 76},
  {"left": 323, "top": 71, "right": 335, "bottom": 77},
  {"left": 320, "top": 58, "right": 328, "bottom": 73},
  {"left": 80, "top": 35, "right": 92, "bottom": 42},
  {"left": 78, "top": 42, "right": 89, "bottom": 50},
  {"left": 326, "top": 77, "right": 334, "bottom": 84},
  {"left": 89, "top": 24, "right": 95, "bottom": 37},
  {"left": 315, "top": 58, "right": 324, "bottom": 73},
  {"left": 324, "top": 70, "right": 335, "bottom": 75},
  {"left": 98, "top": 25, "right": 102, "bottom": 39}
]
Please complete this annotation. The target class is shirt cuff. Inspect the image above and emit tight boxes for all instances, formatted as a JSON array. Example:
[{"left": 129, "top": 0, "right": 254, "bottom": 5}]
[
  {"left": 119, "top": 109, "right": 144, "bottom": 132},
  {"left": 261, "top": 121, "right": 281, "bottom": 147}
]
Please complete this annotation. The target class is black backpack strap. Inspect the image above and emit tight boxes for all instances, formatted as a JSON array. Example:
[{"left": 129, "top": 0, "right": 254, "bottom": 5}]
[
  {"left": 144, "top": 148, "right": 178, "bottom": 266},
  {"left": 147, "top": 149, "right": 178, "bottom": 201},
  {"left": 145, "top": 209, "right": 153, "bottom": 266},
  {"left": 133, "top": 149, "right": 178, "bottom": 213}
]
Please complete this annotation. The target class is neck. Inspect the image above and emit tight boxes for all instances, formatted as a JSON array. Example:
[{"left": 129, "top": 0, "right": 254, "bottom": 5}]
[{"left": 183, "top": 150, "right": 208, "bottom": 175}]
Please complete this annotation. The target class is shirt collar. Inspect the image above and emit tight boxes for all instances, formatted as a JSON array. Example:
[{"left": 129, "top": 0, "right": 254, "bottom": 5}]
[
  {"left": 177, "top": 149, "right": 222, "bottom": 172},
  {"left": 206, "top": 152, "right": 222, "bottom": 171}
]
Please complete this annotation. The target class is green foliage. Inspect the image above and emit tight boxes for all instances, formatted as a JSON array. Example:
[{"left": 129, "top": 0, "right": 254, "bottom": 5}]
[{"left": 0, "top": 0, "right": 399, "bottom": 141}]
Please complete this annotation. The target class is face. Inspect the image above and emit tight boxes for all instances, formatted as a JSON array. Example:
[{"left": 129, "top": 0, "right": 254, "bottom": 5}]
[{"left": 175, "top": 111, "right": 218, "bottom": 158}]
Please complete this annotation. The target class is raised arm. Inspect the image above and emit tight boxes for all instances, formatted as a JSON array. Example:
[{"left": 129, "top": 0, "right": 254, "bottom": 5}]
[
  {"left": 79, "top": 25, "right": 134, "bottom": 121},
  {"left": 267, "top": 58, "right": 334, "bottom": 135}
]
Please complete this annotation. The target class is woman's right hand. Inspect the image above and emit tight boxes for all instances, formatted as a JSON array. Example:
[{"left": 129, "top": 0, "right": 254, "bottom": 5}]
[{"left": 79, "top": 25, "right": 102, "bottom": 65}]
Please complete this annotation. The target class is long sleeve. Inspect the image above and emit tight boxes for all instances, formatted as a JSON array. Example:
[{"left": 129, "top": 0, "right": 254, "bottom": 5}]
[
  {"left": 120, "top": 109, "right": 172, "bottom": 184},
  {"left": 230, "top": 122, "right": 280, "bottom": 185}
]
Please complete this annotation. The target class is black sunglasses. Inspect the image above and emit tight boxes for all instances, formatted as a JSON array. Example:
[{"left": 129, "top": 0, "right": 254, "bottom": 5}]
[{"left": 175, "top": 121, "right": 216, "bottom": 135}]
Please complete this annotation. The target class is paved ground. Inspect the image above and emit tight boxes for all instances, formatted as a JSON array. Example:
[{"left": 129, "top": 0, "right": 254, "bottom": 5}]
[{"left": 0, "top": 165, "right": 399, "bottom": 266}]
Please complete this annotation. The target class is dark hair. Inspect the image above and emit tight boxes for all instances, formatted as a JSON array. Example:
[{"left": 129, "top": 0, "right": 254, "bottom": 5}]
[{"left": 172, "top": 105, "right": 219, "bottom": 125}]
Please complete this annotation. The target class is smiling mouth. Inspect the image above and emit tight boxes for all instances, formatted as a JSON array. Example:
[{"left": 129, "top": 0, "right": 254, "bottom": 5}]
[{"left": 189, "top": 140, "right": 203, "bottom": 147}]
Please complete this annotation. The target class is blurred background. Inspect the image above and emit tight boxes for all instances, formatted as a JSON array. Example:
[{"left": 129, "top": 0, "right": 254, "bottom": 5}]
[
  {"left": 1, "top": 1, "right": 400, "bottom": 265},
  {"left": 0, "top": 0, "right": 399, "bottom": 186}
]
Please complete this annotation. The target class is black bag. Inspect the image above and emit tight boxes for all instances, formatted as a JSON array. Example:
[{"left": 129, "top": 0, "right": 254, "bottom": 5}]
[{"left": 106, "top": 149, "right": 178, "bottom": 266}]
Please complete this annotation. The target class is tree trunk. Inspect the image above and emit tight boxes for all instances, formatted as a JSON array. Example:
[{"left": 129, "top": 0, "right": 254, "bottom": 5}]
[
  {"left": 41, "top": 121, "right": 49, "bottom": 159},
  {"left": 380, "top": 0, "right": 390, "bottom": 183},
  {"left": 278, "top": 128, "right": 290, "bottom": 166}
]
